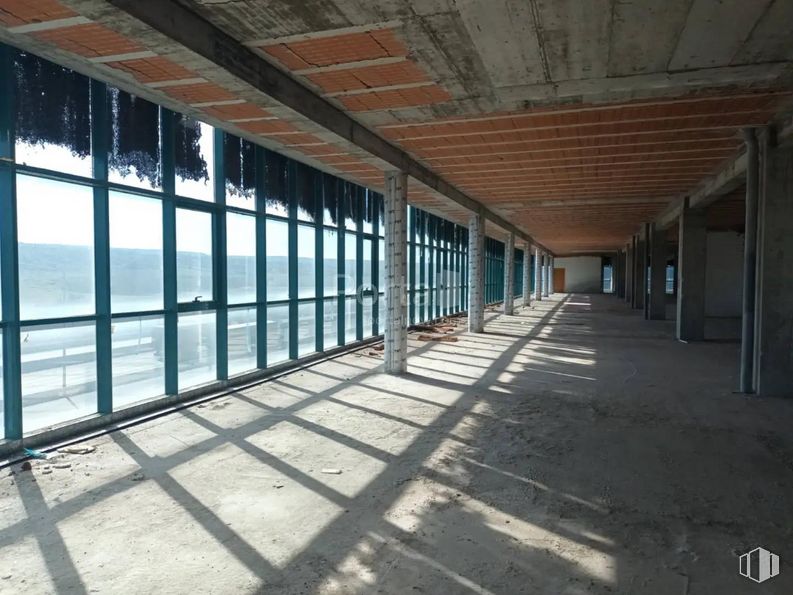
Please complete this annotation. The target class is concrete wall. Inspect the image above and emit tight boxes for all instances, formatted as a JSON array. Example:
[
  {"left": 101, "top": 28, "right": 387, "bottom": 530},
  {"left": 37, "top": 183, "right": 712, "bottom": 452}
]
[
  {"left": 705, "top": 231, "right": 744, "bottom": 317},
  {"left": 554, "top": 256, "right": 602, "bottom": 293}
]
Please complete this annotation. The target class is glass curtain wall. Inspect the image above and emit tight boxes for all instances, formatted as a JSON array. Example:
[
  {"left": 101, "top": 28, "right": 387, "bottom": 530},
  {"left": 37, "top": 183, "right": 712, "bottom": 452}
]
[{"left": 0, "top": 45, "right": 472, "bottom": 439}]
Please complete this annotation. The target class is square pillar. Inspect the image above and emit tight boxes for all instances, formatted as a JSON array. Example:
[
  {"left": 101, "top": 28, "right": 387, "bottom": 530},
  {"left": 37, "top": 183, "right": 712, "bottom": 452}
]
[
  {"left": 634, "top": 231, "right": 646, "bottom": 310},
  {"left": 503, "top": 233, "right": 515, "bottom": 315},
  {"left": 384, "top": 171, "right": 408, "bottom": 374},
  {"left": 648, "top": 223, "right": 667, "bottom": 320},
  {"left": 534, "top": 247, "right": 543, "bottom": 301},
  {"left": 549, "top": 256, "right": 555, "bottom": 294},
  {"left": 542, "top": 254, "right": 550, "bottom": 297},
  {"left": 468, "top": 212, "right": 485, "bottom": 332},
  {"left": 755, "top": 142, "right": 793, "bottom": 397},
  {"left": 625, "top": 242, "right": 633, "bottom": 304},
  {"left": 522, "top": 241, "right": 532, "bottom": 307},
  {"left": 676, "top": 197, "right": 707, "bottom": 341}
]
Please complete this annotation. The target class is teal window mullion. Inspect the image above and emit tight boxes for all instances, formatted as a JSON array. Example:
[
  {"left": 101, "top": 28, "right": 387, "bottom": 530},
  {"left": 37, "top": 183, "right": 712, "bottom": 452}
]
[
  {"left": 287, "top": 161, "right": 298, "bottom": 359},
  {"left": 161, "top": 109, "right": 178, "bottom": 395},
  {"left": 371, "top": 192, "right": 379, "bottom": 337},
  {"left": 408, "top": 207, "right": 416, "bottom": 325},
  {"left": 214, "top": 129, "right": 228, "bottom": 381},
  {"left": 336, "top": 180, "right": 345, "bottom": 346},
  {"left": 355, "top": 188, "right": 363, "bottom": 342},
  {"left": 314, "top": 175, "right": 324, "bottom": 352},
  {"left": 255, "top": 146, "right": 267, "bottom": 368},
  {"left": 0, "top": 44, "right": 22, "bottom": 439},
  {"left": 91, "top": 79, "right": 113, "bottom": 414}
]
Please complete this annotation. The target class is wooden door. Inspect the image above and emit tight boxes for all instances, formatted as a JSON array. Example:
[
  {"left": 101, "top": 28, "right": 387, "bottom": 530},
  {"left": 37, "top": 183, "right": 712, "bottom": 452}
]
[{"left": 553, "top": 268, "right": 565, "bottom": 292}]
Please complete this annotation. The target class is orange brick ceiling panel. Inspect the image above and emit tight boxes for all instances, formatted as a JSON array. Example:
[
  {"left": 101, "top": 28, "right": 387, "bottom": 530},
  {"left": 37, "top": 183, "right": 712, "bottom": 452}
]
[
  {"left": 33, "top": 22, "right": 144, "bottom": 58},
  {"left": 107, "top": 56, "right": 199, "bottom": 84},
  {"left": 306, "top": 60, "right": 430, "bottom": 93},
  {"left": 162, "top": 82, "right": 238, "bottom": 104},
  {"left": 0, "top": 0, "right": 76, "bottom": 26},
  {"left": 236, "top": 119, "right": 297, "bottom": 135},
  {"left": 339, "top": 84, "right": 450, "bottom": 111},
  {"left": 261, "top": 29, "right": 408, "bottom": 69},
  {"left": 201, "top": 103, "right": 273, "bottom": 121}
]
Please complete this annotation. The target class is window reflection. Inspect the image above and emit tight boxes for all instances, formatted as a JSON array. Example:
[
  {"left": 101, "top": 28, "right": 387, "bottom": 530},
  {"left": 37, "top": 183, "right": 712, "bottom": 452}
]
[
  {"left": 175, "top": 115, "right": 214, "bottom": 202},
  {"left": 176, "top": 209, "right": 213, "bottom": 303},
  {"left": 227, "top": 213, "right": 256, "bottom": 304},
  {"left": 224, "top": 134, "right": 256, "bottom": 210}
]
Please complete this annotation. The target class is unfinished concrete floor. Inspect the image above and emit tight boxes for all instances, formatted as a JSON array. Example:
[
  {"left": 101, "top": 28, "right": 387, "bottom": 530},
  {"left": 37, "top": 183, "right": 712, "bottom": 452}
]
[{"left": 1, "top": 294, "right": 793, "bottom": 594}]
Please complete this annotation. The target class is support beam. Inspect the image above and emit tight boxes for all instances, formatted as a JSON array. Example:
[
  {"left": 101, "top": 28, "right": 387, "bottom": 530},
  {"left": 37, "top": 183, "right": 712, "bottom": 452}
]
[
  {"left": 616, "top": 250, "right": 626, "bottom": 298},
  {"left": 754, "top": 140, "right": 793, "bottom": 397},
  {"left": 468, "top": 212, "right": 485, "bottom": 333},
  {"left": 503, "top": 233, "right": 515, "bottom": 315},
  {"left": 384, "top": 171, "right": 408, "bottom": 374},
  {"left": 542, "top": 254, "right": 550, "bottom": 297},
  {"left": 522, "top": 241, "right": 532, "bottom": 307},
  {"left": 634, "top": 231, "right": 646, "bottom": 311},
  {"left": 625, "top": 242, "right": 634, "bottom": 305},
  {"left": 676, "top": 198, "right": 707, "bottom": 341},
  {"left": 534, "top": 247, "right": 543, "bottom": 302},
  {"left": 108, "top": 0, "right": 553, "bottom": 256},
  {"left": 740, "top": 128, "right": 759, "bottom": 393},
  {"left": 648, "top": 223, "right": 667, "bottom": 320},
  {"left": 549, "top": 256, "right": 555, "bottom": 294},
  {"left": 643, "top": 223, "right": 651, "bottom": 320}
]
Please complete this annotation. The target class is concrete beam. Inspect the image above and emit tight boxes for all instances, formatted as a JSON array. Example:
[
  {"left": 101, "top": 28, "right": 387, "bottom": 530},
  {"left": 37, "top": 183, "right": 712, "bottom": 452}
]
[{"left": 107, "top": 0, "right": 553, "bottom": 255}]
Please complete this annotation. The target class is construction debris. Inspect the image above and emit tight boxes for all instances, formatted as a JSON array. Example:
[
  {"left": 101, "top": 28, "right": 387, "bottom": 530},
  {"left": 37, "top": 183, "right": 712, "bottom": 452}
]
[
  {"left": 59, "top": 445, "right": 96, "bottom": 455},
  {"left": 320, "top": 468, "right": 343, "bottom": 475},
  {"left": 417, "top": 334, "right": 459, "bottom": 342}
]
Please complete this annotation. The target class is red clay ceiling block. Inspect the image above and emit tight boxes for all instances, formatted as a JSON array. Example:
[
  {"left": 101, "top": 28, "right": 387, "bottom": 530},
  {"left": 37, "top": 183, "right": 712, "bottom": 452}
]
[
  {"left": 202, "top": 103, "right": 272, "bottom": 121},
  {"left": 33, "top": 22, "right": 144, "bottom": 58},
  {"left": 237, "top": 119, "right": 296, "bottom": 134},
  {"left": 108, "top": 56, "right": 198, "bottom": 84},
  {"left": 0, "top": 0, "right": 76, "bottom": 27},
  {"left": 163, "top": 82, "right": 237, "bottom": 104},
  {"left": 339, "top": 84, "right": 451, "bottom": 111},
  {"left": 276, "top": 133, "right": 323, "bottom": 146},
  {"left": 264, "top": 28, "right": 409, "bottom": 69},
  {"left": 307, "top": 60, "right": 429, "bottom": 93}
]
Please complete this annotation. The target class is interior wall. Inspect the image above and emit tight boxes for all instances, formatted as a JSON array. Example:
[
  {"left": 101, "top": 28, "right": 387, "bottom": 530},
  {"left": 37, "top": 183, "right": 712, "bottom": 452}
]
[
  {"left": 554, "top": 256, "right": 602, "bottom": 293},
  {"left": 705, "top": 231, "right": 744, "bottom": 317}
]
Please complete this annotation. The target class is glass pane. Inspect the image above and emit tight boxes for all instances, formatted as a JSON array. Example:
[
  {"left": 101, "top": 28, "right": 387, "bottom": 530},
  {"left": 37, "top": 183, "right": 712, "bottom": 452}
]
[
  {"left": 322, "top": 175, "right": 338, "bottom": 226},
  {"left": 176, "top": 209, "right": 213, "bottom": 303},
  {"left": 13, "top": 50, "right": 92, "bottom": 177},
  {"left": 266, "top": 303, "right": 289, "bottom": 364},
  {"left": 378, "top": 239, "right": 385, "bottom": 294},
  {"left": 378, "top": 195, "right": 384, "bottom": 237},
  {"left": 344, "top": 297, "right": 356, "bottom": 344},
  {"left": 323, "top": 298, "right": 337, "bottom": 349},
  {"left": 298, "top": 302, "right": 315, "bottom": 357},
  {"left": 362, "top": 191, "right": 374, "bottom": 234},
  {"left": 362, "top": 295, "right": 373, "bottom": 339},
  {"left": 178, "top": 311, "right": 216, "bottom": 388},
  {"left": 0, "top": 332, "right": 3, "bottom": 436},
  {"left": 175, "top": 116, "right": 214, "bottom": 202},
  {"left": 228, "top": 307, "right": 257, "bottom": 375},
  {"left": 112, "top": 316, "right": 165, "bottom": 408},
  {"left": 264, "top": 150, "right": 288, "bottom": 216},
  {"left": 297, "top": 225, "right": 315, "bottom": 299},
  {"left": 110, "top": 192, "right": 163, "bottom": 312},
  {"left": 296, "top": 163, "right": 316, "bottom": 222},
  {"left": 17, "top": 175, "right": 94, "bottom": 320},
  {"left": 362, "top": 239, "right": 373, "bottom": 288},
  {"left": 345, "top": 184, "right": 358, "bottom": 230},
  {"left": 224, "top": 134, "right": 257, "bottom": 210},
  {"left": 378, "top": 293, "right": 385, "bottom": 332},
  {"left": 109, "top": 89, "right": 162, "bottom": 190},
  {"left": 266, "top": 219, "right": 289, "bottom": 301},
  {"left": 227, "top": 213, "right": 256, "bottom": 304},
  {"left": 21, "top": 322, "right": 96, "bottom": 432},
  {"left": 324, "top": 230, "right": 338, "bottom": 297},
  {"left": 345, "top": 233, "right": 357, "bottom": 296}
]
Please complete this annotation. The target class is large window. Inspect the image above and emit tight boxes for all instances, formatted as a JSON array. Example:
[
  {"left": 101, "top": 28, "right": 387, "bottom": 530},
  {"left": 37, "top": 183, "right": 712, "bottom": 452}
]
[{"left": 0, "top": 43, "right": 472, "bottom": 440}]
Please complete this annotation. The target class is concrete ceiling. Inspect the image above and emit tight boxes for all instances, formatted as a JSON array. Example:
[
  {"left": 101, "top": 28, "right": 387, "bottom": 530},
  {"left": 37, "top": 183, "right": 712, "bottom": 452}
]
[{"left": 2, "top": 0, "right": 792, "bottom": 252}]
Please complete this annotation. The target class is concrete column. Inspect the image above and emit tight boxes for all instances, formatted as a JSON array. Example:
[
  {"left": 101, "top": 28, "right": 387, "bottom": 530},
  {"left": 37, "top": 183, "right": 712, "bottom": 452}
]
[
  {"left": 534, "top": 247, "right": 543, "bottom": 301},
  {"left": 503, "top": 233, "right": 515, "bottom": 315},
  {"left": 643, "top": 223, "right": 651, "bottom": 319},
  {"left": 648, "top": 223, "right": 667, "bottom": 320},
  {"left": 522, "top": 241, "right": 531, "bottom": 307},
  {"left": 754, "top": 140, "right": 793, "bottom": 397},
  {"left": 625, "top": 242, "right": 633, "bottom": 304},
  {"left": 384, "top": 171, "right": 408, "bottom": 374},
  {"left": 542, "top": 254, "right": 550, "bottom": 297},
  {"left": 468, "top": 212, "right": 485, "bottom": 333},
  {"left": 616, "top": 250, "right": 625, "bottom": 298},
  {"left": 740, "top": 128, "right": 759, "bottom": 393},
  {"left": 676, "top": 197, "right": 707, "bottom": 341},
  {"left": 549, "top": 256, "right": 555, "bottom": 294},
  {"left": 634, "top": 231, "right": 646, "bottom": 311}
]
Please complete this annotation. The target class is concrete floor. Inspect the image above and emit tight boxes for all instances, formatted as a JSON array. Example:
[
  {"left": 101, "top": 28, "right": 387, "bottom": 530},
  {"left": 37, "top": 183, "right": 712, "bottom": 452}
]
[{"left": 1, "top": 293, "right": 792, "bottom": 594}]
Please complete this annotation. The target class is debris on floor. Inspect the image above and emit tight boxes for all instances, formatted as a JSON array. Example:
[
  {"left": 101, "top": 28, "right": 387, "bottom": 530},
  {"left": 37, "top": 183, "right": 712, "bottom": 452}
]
[
  {"left": 59, "top": 445, "right": 96, "bottom": 455},
  {"left": 417, "top": 334, "right": 459, "bottom": 342},
  {"left": 320, "top": 468, "right": 343, "bottom": 475}
]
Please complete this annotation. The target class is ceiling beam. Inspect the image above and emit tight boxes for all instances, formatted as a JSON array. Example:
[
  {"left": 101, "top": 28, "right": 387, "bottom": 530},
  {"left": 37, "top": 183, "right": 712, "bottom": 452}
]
[{"left": 106, "top": 0, "right": 553, "bottom": 253}]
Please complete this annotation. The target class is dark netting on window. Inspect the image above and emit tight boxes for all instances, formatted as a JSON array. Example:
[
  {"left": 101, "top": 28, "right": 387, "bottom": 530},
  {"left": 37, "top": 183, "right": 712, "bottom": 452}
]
[
  {"left": 376, "top": 192, "right": 384, "bottom": 231},
  {"left": 363, "top": 190, "right": 376, "bottom": 229},
  {"left": 264, "top": 149, "right": 288, "bottom": 211},
  {"left": 224, "top": 134, "right": 256, "bottom": 200},
  {"left": 344, "top": 182, "right": 359, "bottom": 224},
  {"left": 174, "top": 114, "right": 209, "bottom": 183},
  {"left": 13, "top": 50, "right": 90, "bottom": 158},
  {"left": 322, "top": 173, "right": 339, "bottom": 224},
  {"left": 295, "top": 161, "right": 317, "bottom": 221},
  {"left": 109, "top": 88, "right": 161, "bottom": 186}
]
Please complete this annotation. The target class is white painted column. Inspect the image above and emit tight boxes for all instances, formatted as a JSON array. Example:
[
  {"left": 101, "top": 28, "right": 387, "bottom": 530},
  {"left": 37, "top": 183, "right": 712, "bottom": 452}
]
[
  {"left": 468, "top": 212, "right": 485, "bottom": 332},
  {"left": 503, "top": 233, "right": 515, "bottom": 315},
  {"left": 384, "top": 171, "right": 408, "bottom": 374},
  {"left": 534, "top": 247, "right": 543, "bottom": 301},
  {"left": 522, "top": 241, "right": 531, "bottom": 307},
  {"left": 542, "top": 253, "right": 550, "bottom": 297}
]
